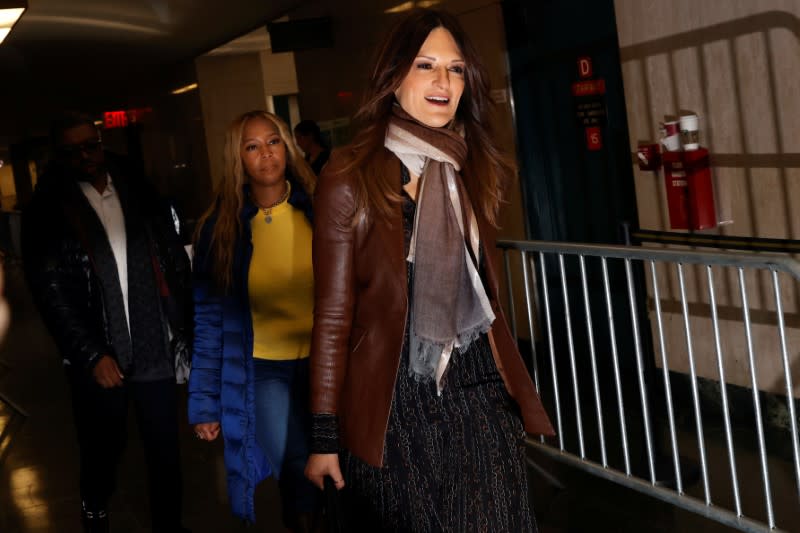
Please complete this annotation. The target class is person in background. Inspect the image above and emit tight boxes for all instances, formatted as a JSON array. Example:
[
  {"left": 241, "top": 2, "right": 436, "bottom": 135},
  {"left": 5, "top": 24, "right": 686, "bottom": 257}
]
[
  {"left": 293, "top": 120, "right": 330, "bottom": 176},
  {"left": 22, "top": 111, "right": 192, "bottom": 533},
  {"left": 304, "top": 9, "right": 555, "bottom": 532},
  {"left": 189, "top": 110, "right": 320, "bottom": 531}
]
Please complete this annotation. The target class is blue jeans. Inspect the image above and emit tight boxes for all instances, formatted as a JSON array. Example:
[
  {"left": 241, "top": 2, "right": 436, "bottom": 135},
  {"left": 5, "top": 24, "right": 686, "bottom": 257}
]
[{"left": 253, "top": 357, "right": 318, "bottom": 519}]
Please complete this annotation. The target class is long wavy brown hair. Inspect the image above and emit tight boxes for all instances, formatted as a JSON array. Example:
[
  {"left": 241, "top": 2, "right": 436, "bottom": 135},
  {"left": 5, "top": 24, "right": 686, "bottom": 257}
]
[
  {"left": 340, "top": 8, "right": 516, "bottom": 226},
  {"left": 195, "top": 110, "right": 316, "bottom": 290}
]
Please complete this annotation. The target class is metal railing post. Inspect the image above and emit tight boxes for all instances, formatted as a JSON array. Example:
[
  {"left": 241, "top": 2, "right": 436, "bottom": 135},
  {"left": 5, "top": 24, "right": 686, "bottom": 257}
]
[{"left": 649, "top": 260, "right": 683, "bottom": 495}]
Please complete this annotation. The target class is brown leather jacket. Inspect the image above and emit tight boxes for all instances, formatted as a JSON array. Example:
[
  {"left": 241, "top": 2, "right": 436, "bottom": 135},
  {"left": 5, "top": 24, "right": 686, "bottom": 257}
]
[{"left": 310, "top": 147, "right": 555, "bottom": 467}]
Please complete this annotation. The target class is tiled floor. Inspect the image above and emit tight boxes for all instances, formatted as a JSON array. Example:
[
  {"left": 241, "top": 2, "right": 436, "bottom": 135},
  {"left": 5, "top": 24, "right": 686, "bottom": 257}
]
[
  {"left": 1, "top": 259, "right": 796, "bottom": 532},
  {"left": 0, "top": 263, "right": 284, "bottom": 533}
]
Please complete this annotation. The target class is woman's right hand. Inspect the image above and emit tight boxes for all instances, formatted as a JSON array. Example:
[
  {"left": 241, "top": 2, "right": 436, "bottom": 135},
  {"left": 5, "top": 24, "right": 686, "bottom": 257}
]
[
  {"left": 305, "top": 453, "right": 345, "bottom": 491},
  {"left": 194, "top": 422, "right": 220, "bottom": 441}
]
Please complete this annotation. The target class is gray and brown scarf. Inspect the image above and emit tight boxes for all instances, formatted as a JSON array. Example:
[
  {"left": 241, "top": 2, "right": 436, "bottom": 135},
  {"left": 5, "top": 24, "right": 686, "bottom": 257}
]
[{"left": 385, "top": 105, "right": 495, "bottom": 393}]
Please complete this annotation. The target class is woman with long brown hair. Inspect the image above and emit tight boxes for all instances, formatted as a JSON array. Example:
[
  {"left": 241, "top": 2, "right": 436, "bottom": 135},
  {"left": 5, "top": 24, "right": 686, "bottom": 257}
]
[
  {"left": 305, "top": 9, "right": 554, "bottom": 532},
  {"left": 188, "top": 110, "right": 319, "bottom": 531}
]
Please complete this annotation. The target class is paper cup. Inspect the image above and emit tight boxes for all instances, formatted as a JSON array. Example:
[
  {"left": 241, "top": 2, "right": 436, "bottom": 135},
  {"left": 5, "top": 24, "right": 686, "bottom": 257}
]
[
  {"left": 680, "top": 114, "right": 699, "bottom": 150},
  {"left": 662, "top": 120, "right": 680, "bottom": 137},
  {"left": 660, "top": 120, "right": 681, "bottom": 151},
  {"left": 661, "top": 134, "right": 681, "bottom": 152}
]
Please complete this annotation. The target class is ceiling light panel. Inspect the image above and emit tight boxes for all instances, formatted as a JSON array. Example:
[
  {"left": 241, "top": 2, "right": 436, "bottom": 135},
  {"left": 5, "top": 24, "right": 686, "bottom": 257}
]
[
  {"left": 0, "top": 5, "right": 26, "bottom": 45},
  {"left": 0, "top": 7, "right": 24, "bottom": 27}
]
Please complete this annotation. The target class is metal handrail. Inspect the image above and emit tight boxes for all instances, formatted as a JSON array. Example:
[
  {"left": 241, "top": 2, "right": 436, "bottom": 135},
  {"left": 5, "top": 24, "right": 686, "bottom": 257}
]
[
  {"left": 497, "top": 239, "right": 800, "bottom": 532},
  {"left": 499, "top": 239, "right": 800, "bottom": 280}
]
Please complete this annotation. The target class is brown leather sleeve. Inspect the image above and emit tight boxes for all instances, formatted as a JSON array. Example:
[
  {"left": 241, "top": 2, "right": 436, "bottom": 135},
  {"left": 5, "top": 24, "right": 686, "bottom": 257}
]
[{"left": 310, "top": 153, "right": 357, "bottom": 415}]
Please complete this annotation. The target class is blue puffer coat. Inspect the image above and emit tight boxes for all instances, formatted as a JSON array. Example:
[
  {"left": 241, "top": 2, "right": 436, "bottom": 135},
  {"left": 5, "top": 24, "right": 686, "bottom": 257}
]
[{"left": 187, "top": 177, "right": 313, "bottom": 522}]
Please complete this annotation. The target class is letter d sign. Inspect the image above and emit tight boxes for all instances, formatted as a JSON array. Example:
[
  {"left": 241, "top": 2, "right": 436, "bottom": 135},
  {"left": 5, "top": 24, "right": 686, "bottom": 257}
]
[{"left": 578, "top": 56, "right": 592, "bottom": 79}]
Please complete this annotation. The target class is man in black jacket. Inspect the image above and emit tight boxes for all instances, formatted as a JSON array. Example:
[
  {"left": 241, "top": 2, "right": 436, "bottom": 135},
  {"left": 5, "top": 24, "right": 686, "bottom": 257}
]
[{"left": 22, "top": 112, "right": 191, "bottom": 533}]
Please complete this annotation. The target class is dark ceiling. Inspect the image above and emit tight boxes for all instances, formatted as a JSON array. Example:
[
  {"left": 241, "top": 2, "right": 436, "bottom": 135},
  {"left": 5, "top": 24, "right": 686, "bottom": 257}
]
[{"left": 0, "top": 0, "right": 302, "bottom": 136}]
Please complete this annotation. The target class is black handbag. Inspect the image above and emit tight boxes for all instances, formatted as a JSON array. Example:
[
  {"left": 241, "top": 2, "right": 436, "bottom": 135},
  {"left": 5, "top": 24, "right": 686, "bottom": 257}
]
[{"left": 323, "top": 476, "right": 347, "bottom": 533}]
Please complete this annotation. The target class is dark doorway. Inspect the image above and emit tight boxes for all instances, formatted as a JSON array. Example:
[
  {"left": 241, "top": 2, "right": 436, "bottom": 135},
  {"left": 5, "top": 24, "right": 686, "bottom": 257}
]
[
  {"left": 503, "top": 0, "right": 638, "bottom": 243},
  {"left": 502, "top": 0, "right": 670, "bottom": 485}
]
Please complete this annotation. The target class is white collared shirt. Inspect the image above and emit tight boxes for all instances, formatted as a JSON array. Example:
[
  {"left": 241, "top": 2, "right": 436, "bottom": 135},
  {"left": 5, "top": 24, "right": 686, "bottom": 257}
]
[{"left": 79, "top": 174, "right": 130, "bottom": 331}]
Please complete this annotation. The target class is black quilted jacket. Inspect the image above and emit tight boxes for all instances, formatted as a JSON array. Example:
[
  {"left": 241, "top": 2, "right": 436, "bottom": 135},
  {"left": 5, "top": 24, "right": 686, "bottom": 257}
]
[{"left": 21, "top": 154, "right": 192, "bottom": 377}]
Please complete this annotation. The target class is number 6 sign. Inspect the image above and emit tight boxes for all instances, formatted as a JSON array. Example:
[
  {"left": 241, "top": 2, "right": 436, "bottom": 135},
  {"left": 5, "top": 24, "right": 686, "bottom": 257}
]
[{"left": 585, "top": 126, "right": 602, "bottom": 151}]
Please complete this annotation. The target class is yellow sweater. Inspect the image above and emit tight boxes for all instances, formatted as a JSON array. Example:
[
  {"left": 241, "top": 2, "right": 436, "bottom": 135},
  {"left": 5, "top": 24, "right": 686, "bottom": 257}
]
[{"left": 248, "top": 194, "right": 313, "bottom": 360}]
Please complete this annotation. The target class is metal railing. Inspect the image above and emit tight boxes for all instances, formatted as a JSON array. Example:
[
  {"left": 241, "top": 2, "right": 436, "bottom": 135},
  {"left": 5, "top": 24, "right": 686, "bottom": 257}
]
[{"left": 498, "top": 239, "right": 800, "bottom": 532}]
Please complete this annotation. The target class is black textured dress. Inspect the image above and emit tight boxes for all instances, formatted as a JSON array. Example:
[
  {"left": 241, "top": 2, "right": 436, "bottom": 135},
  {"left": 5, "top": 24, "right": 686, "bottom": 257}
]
[{"left": 337, "top": 190, "right": 537, "bottom": 533}]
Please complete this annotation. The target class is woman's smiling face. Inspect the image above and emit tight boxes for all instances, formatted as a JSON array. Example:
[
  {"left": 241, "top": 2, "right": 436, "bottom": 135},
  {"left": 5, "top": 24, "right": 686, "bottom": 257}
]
[{"left": 394, "top": 27, "right": 465, "bottom": 128}]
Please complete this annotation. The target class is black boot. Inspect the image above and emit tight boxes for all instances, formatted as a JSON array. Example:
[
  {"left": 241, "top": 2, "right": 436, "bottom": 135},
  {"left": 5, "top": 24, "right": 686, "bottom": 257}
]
[{"left": 80, "top": 508, "right": 109, "bottom": 533}]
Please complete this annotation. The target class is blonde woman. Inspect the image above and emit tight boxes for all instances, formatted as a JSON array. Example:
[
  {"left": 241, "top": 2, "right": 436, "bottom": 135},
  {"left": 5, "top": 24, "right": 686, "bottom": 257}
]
[{"left": 188, "top": 111, "right": 318, "bottom": 531}]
